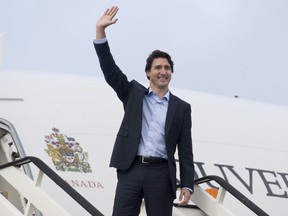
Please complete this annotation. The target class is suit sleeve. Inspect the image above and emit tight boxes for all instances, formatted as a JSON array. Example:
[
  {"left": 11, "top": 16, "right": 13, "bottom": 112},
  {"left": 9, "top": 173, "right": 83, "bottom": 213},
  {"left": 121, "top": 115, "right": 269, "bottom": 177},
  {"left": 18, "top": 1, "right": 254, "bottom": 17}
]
[
  {"left": 94, "top": 41, "right": 130, "bottom": 102},
  {"left": 178, "top": 104, "right": 195, "bottom": 191}
]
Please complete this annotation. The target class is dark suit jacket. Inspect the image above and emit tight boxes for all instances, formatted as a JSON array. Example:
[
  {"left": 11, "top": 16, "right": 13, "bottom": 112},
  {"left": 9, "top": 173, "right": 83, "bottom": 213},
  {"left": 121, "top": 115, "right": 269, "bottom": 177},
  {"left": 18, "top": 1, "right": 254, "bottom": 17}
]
[{"left": 94, "top": 41, "right": 194, "bottom": 197}]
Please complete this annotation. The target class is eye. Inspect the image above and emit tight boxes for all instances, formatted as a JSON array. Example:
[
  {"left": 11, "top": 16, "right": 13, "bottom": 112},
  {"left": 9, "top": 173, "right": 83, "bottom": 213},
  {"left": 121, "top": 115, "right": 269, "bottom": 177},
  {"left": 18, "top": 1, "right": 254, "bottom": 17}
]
[{"left": 165, "top": 66, "right": 171, "bottom": 70}]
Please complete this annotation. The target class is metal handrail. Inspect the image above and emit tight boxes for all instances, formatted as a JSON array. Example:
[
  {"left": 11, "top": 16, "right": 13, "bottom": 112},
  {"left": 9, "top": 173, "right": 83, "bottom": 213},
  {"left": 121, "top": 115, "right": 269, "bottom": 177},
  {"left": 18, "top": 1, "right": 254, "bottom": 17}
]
[
  {"left": 194, "top": 175, "right": 269, "bottom": 216},
  {"left": 0, "top": 156, "right": 104, "bottom": 216}
]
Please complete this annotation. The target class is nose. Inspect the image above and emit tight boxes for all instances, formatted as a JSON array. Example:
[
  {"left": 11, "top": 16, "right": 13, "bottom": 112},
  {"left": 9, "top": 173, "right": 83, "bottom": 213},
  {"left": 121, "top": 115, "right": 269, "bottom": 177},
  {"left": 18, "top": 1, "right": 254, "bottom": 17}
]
[{"left": 160, "top": 68, "right": 166, "bottom": 74}]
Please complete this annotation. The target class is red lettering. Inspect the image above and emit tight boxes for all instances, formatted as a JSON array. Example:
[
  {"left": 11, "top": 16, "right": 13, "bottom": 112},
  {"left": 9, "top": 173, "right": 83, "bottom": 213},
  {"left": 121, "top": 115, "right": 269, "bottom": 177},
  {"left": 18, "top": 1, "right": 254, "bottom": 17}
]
[
  {"left": 80, "top": 181, "right": 88, "bottom": 187},
  {"left": 88, "top": 181, "right": 96, "bottom": 188},
  {"left": 71, "top": 180, "right": 79, "bottom": 187},
  {"left": 65, "top": 179, "right": 104, "bottom": 189},
  {"left": 97, "top": 182, "right": 104, "bottom": 189}
]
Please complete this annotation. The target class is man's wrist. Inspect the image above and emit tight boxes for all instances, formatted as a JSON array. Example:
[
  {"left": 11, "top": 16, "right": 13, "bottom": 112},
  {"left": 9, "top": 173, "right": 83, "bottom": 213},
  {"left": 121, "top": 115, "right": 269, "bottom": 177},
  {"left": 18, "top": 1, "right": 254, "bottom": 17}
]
[
  {"left": 93, "top": 38, "right": 107, "bottom": 44},
  {"left": 182, "top": 187, "right": 193, "bottom": 194}
]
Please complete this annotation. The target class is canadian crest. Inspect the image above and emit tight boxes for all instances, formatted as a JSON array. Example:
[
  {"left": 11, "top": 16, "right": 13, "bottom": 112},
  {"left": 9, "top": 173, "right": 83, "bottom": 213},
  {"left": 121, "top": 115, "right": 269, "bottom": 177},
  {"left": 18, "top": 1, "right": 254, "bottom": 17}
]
[{"left": 44, "top": 128, "right": 92, "bottom": 173}]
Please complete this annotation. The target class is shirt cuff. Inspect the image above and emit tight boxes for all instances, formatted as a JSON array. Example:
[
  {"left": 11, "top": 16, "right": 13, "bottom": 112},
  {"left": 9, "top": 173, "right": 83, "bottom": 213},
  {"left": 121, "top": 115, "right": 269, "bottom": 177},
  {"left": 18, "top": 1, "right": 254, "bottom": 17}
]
[
  {"left": 182, "top": 187, "right": 194, "bottom": 194},
  {"left": 93, "top": 38, "right": 107, "bottom": 44}
]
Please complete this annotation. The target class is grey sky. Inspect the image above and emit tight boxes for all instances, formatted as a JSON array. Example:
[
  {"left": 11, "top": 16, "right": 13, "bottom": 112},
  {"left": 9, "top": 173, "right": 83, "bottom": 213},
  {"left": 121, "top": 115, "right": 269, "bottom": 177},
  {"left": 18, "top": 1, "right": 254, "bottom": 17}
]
[{"left": 1, "top": 0, "right": 288, "bottom": 106}]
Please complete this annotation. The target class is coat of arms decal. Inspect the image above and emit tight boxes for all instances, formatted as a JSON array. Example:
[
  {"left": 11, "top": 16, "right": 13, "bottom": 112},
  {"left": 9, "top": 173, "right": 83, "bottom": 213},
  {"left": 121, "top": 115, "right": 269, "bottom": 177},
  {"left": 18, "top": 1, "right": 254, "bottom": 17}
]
[{"left": 44, "top": 128, "right": 92, "bottom": 173}]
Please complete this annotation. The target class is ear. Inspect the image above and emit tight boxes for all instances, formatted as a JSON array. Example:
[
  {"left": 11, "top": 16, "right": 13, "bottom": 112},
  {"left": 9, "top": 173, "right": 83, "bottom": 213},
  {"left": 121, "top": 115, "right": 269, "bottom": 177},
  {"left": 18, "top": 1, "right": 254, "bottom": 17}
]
[
  {"left": 146, "top": 70, "right": 150, "bottom": 77},
  {"left": 145, "top": 71, "right": 150, "bottom": 80}
]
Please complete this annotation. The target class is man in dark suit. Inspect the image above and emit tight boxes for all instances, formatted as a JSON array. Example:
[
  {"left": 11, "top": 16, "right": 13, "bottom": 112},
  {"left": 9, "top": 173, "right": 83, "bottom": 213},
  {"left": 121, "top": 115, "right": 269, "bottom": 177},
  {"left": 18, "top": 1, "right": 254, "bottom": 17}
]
[{"left": 94, "top": 6, "right": 194, "bottom": 216}]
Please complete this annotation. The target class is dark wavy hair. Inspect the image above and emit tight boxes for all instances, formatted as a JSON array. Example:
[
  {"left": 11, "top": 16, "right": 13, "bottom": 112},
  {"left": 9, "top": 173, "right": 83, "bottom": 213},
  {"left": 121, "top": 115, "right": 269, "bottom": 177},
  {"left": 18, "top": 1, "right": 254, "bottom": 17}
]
[{"left": 145, "top": 50, "right": 174, "bottom": 80}]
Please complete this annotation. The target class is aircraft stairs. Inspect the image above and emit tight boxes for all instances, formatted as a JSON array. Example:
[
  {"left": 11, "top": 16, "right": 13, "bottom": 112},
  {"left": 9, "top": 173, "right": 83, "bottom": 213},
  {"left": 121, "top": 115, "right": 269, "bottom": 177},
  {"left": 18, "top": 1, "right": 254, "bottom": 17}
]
[
  {"left": 171, "top": 176, "right": 269, "bottom": 216},
  {"left": 0, "top": 118, "right": 269, "bottom": 216}
]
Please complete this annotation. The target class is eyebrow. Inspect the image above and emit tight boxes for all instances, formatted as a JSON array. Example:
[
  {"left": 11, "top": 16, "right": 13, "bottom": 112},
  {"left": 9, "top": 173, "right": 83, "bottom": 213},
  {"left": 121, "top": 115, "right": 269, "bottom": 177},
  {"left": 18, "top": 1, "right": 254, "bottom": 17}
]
[{"left": 154, "top": 64, "right": 171, "bottom": 69}]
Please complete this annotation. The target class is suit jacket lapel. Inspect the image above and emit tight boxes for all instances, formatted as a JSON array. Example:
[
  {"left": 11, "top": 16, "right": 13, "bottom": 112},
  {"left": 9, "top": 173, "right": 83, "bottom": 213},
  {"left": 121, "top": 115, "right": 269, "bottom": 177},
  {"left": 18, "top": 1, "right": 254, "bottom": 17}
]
[{"left": 165, "top": 93, "right": 178, "bottom": 138}]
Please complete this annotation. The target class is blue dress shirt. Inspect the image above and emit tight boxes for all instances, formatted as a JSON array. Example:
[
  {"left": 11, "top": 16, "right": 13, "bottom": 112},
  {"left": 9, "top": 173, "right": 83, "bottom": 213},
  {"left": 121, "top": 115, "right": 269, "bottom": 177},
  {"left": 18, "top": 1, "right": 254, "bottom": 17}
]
[{"left": 137, "top": 89, "right": 170, "bottom": 158}]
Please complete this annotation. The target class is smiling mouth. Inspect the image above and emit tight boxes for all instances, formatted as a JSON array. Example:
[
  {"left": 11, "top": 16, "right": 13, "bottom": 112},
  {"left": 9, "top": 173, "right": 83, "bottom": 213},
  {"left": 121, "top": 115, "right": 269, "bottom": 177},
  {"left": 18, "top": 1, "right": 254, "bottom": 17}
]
[{"left": 158, "top": 77, "right": 167, "bottom": 81}]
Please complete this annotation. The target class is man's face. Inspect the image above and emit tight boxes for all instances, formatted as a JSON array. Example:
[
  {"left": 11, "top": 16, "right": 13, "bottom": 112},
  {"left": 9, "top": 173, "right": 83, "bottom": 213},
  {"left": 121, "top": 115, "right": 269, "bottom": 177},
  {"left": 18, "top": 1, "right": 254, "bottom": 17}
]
[{"left": 146, "top": 57, "right": 172, "bottom": 91}]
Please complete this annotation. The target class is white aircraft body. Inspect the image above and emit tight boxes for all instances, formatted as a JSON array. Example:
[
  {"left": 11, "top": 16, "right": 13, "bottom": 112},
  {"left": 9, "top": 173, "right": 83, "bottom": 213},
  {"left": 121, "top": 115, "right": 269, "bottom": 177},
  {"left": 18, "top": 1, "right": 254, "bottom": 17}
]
[
  {"left": 1, "top": 64, "right": 288, "bottom": 215},
  {"left": 1, "top": 2, "right": 288, "bottom": 212}
]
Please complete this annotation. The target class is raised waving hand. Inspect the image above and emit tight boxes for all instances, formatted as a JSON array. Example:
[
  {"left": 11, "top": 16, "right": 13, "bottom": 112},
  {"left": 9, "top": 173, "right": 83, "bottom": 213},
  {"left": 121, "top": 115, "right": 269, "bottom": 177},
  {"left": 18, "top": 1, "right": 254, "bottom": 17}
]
[{"left": 96, "top": 6, "right": 119, "bottom": 39}]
